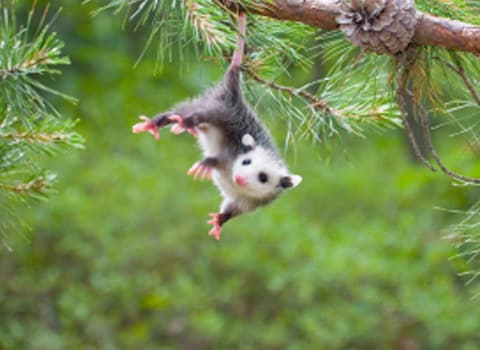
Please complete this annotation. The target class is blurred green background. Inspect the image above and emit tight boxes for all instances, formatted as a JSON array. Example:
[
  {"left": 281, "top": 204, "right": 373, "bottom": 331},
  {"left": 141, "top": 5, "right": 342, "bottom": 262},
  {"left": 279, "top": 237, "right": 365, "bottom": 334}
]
[{"left": 2, "top": 2, "right": 480, "bottom": 349}]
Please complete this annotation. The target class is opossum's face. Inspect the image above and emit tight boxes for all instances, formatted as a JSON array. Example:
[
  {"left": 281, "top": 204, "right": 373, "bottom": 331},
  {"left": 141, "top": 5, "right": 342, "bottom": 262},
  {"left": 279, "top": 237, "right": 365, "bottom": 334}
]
[{"left": 232, "top": 136, "right": 302, "bottom": 199}]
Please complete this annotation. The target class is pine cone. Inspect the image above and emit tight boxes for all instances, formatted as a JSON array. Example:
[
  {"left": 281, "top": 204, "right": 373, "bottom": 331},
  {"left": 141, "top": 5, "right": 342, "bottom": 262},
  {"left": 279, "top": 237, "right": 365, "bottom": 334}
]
[{"left": 336, "top": 0, "right": 417, "bottom": 55}]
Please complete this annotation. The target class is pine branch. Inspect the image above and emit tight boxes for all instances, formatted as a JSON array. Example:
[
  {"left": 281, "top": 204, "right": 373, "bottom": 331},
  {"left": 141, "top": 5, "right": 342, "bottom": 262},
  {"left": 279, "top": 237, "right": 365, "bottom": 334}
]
[
  {"left": 396, "top": 48, "right": 480, "bottom": 183},
  {"left": 438, "top": 57, "right": 480, "bottom": 109},
  {"left": 1, "top": 131, "right": 66, "bottom": 144},
  {"left": 0, "top": 127, "right": 82, "bottom": 148},
  {"left": 0, "top": 177, "right": 50, "bottom": 195},
  {"left": 417, "top": 96, "right": 480, "bottom": 184},
  {"left": 0, "top": 49, "right": 61, "bottom": 80},
  {"left": 415, "top": 13, "right": 480, "bottom": 56},
  {"left": 396, "top": 48, "right": 437, "bottom": 172},
  {"left": 0, "top": 7, "right": 75, "bottom": 118},
  {"left": 183, "top": 0, "right": 226, "bottom": 47},
  {"left": 0, "top": 165, "right": 57, "bottom": 200},
  {"left": 243, "top": 67, "right": 339, "bottom": 118},
  {"left": 218, "top": 0, "right": 480, "bottom": 56},
  {"left": 0, "top": 4, "right": 84, "bottom": 242}
]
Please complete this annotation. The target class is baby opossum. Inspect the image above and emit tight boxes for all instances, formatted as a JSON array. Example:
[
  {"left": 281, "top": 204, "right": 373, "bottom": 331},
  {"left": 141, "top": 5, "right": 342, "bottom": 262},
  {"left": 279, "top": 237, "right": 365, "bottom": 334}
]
[{"left": 132, "top": 12, "right": 302, "bottom": 240}]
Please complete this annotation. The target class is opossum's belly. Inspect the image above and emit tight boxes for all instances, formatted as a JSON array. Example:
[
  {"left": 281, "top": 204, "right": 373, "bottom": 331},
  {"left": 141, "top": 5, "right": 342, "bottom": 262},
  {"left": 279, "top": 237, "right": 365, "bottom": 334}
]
[
  {"left": 212, "top": 169, "right": 236, "bottom": 199},
  {"left": 196, "top": 124, "right": 224, "bottom": 158}
]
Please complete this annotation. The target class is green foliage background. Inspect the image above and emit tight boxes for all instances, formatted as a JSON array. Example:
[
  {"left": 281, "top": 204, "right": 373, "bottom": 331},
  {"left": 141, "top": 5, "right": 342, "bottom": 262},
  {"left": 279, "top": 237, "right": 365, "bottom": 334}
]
[{"left": 2, "top": 1, "right": 480, "bottom": 349}]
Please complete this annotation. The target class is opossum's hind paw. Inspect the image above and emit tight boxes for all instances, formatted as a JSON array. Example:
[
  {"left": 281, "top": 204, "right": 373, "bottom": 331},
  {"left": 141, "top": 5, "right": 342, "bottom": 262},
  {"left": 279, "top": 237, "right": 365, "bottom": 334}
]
[
  {"left": 132, "top": 116, "right": 160, "bottom": 140},
  {"left": 207, "top": 213, "right": 223, "bottom": 240},
  {"left": 188, "top": 161, "right": 213, "bottom": 181},
  {"left": 169, "top": 115, "right": 199, "bottom": 138}
]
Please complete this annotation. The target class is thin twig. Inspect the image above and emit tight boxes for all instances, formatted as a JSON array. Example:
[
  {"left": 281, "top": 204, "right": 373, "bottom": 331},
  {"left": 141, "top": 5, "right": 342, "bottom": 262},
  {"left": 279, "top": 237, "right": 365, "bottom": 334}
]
[
  {"left": 399, "top": 49, "right": 480, "bottom": 182},
  {"left": 0, "top": 131, "right": 68, "bottom": 144},
  {"left": 439, "top": 58, "right": 480, "bottom": 108},
  {"left": 243, "top": 67, "right": 340, "bottom": 118},
  {"left": 0, "top": 50, "right": 51, "bottom": 80},
  {"left": 0, "top": 178, "right": 48, "bottom": 193},
  {"left": 417, "top": 99, "right": 480, "bottom": 184},
  {"left": 396, "top": 48, "right": 437, "bottom": 172}
]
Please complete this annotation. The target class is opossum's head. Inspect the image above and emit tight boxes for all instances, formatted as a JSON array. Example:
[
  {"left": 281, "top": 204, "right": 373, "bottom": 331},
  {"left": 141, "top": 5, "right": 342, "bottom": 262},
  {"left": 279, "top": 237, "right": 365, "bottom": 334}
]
[{"left": 232, "top": 134, "right": 302, "bottom": 199}]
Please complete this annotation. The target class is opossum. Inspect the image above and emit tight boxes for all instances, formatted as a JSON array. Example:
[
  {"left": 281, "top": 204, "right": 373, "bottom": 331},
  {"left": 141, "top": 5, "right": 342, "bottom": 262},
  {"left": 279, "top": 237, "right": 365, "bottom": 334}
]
[{"left": 132, "top": 12, "right": 302, "bottom": 240}]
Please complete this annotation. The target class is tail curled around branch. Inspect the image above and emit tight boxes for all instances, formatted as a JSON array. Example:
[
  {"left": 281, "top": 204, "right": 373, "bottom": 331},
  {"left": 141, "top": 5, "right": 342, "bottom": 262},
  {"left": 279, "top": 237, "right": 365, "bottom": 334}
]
[
  {"left": 231, "top": 12, "right": 246, "bottom": 69},
  {"left": 223, "top": 11, "right": 246, "bottom": 98}
]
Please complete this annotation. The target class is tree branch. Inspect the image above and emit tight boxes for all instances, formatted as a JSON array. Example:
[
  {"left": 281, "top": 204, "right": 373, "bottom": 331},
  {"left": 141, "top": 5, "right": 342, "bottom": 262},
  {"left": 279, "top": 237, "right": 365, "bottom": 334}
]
[
  {"left": 219, "top": 0, "right": 480, "bottom": 56},
  {"left": 396, "top": 48, "right": 480, "bottom": 183},
  {"left": 417, "top": 98, "right": 480, "bottom": 184},
  {"left": 0, "top": 131, "right": 71, "bottom": 145},
  {"left": 396, "top": 48, "right": 437, "bottom": 172},
  {"left": 0, "top": 50, "right": 53, "bottom": 80},
  {"left": 414, "top": 13, "right": 480, "bottom": 56},
  {"left": 0, "top": 178, "right": 49, "bottom": 194},
  {"left": 218, "top": 0, "right": 340, "bottom": 30},
  {"left": 243, "top": 66, "right": 340, "bottom": 117},
  {"left": 439, "top": 58, "right": 480, "bottom": 109}
]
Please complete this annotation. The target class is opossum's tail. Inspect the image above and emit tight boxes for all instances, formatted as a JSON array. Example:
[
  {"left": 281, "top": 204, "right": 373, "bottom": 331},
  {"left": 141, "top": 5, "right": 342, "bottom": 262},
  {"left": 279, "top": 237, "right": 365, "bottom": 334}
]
[
  {"left": 231, "top": 12, "right": 246, "bottom": 69},
  {"left": 223, "top": 12, "right": 246, "bottom": 99}
]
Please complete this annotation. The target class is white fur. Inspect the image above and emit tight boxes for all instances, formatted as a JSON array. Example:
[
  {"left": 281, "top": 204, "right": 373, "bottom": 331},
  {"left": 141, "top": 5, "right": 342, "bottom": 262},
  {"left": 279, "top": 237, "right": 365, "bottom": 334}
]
[
  {"left": 231, "top": 146, "right": 287, "bottom": 199},
  {"left": 289, "top": 174, "right": 303, "bottom": 187},
  {"left": 196, "top": 124, "right": 224, "bottom": 157},
  {"left": 241, "top": 134, "right": 255, "bottom": 148},
  {"left": 196, "top": 129, "right": 302, "bottom": 214}
]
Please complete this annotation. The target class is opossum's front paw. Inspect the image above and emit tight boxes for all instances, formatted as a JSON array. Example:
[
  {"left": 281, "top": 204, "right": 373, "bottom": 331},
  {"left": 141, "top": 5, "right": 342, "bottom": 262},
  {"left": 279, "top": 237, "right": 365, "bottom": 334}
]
[
  {"left": 132, "top": 116, "right": 160, "bottom": 140},
  {"left": 207, "top": 213, "right": 223, "bottom": 240},
  {"left": 188, "top": 161, "right": 213, "bottom": 181},
  {"left": 168, "top": 115, "right": 199, "bottom": 138}
]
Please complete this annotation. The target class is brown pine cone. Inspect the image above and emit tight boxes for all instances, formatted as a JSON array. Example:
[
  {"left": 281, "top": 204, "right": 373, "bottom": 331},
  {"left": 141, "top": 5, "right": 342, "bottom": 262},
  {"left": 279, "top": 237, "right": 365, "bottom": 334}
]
[{"left": 336, "top": 0, "right": 417, "bottom": 55}]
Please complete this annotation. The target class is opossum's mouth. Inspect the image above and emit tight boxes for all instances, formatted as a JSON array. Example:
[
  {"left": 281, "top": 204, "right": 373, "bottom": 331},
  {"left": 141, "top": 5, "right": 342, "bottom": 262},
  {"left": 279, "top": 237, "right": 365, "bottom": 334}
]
[{"left": 234, "top": 175, "right": 248, "bottom": 187}]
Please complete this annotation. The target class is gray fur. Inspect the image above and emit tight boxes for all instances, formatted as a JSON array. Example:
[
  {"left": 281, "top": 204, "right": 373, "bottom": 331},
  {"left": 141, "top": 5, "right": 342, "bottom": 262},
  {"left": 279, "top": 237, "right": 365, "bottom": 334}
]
[
  {"left": 143, "top": 14, "right": 302, "bottom": 236},
  {"left": 171, "top": 66, "right": 283, "bottom": 164}
]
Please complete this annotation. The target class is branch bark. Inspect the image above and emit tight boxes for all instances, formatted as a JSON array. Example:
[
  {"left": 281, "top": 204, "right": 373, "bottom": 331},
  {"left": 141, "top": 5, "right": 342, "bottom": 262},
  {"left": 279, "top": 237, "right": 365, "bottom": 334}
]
[
  {"left": 219, "top": 0, "right": 480, "bottom": 56},
  {"left": 414, "top": 13, "right": 480, "bottom": 55}
]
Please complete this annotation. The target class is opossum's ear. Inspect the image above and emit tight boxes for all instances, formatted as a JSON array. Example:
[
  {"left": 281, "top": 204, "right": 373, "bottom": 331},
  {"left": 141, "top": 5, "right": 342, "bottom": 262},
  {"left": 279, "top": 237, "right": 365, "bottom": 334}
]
[
  {"left": 242, "top": 134, "right": 256, "bottom": 152},
  {"left": 280, "top": 175, "right": 303, "bottom": 189}
]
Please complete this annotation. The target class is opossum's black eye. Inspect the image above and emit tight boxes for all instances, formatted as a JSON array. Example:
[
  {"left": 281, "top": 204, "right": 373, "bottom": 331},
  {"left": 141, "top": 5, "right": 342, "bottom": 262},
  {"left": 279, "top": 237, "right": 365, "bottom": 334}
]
[
  {"left": 258, "top": 172, "right": 268, "bottom": 183},
  {"left": 242, "top": 159, "right": 251, "bottom": 166}
]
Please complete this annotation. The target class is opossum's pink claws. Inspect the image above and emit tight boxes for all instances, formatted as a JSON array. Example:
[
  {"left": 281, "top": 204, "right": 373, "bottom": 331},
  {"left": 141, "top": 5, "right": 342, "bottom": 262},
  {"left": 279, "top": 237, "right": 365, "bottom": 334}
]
[
  {"left": 188, "top": 128, "right": 199, "bottom": 138},
  {"left": 207, "top": 213, "right": 222, "bottom": 240},
  {"left": 170, "top": 123, "right": 185, "bottom": 135},
  {"left": 169, "top": 115, "right": 199, "bottom": 138},
  {"left": 132, "top": 116, "right": 160, "bottom": 140},
  {"left": 168, "top": 115, "right": 182, "bottom": 123},
  {"left": 188, "top": 161, "right": 213, "bottom": 181}
]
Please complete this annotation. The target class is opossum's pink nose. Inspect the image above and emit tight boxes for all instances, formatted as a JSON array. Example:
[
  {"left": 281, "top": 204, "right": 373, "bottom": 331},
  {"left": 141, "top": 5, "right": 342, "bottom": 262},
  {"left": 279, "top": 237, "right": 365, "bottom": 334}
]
[{"left": 235, "top": 175, "right": 248, "bottom": 186}]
